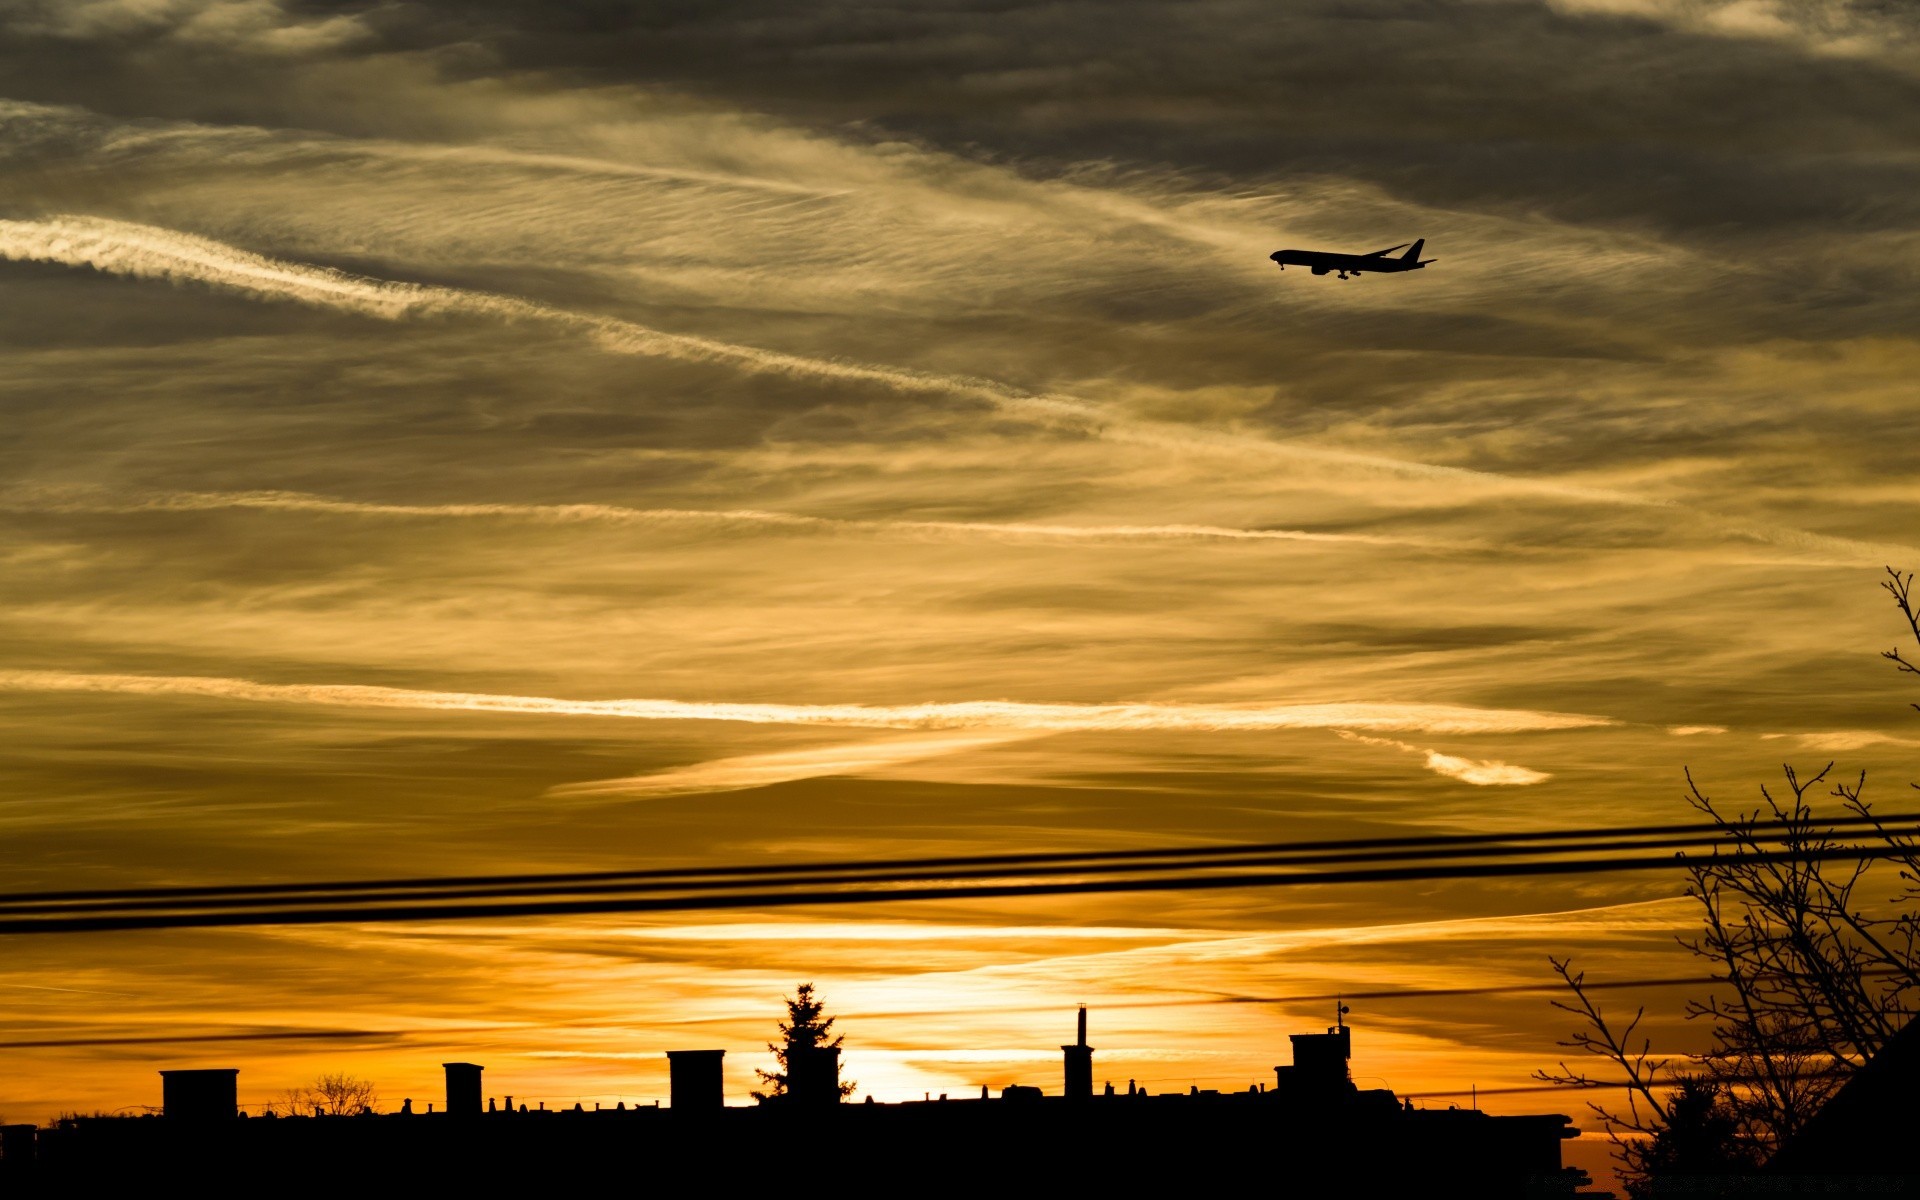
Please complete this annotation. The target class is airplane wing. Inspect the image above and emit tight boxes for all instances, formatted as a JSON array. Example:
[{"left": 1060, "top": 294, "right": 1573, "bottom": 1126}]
[{"left": 1363, "top": 243, "right": 1410, "bottom": 258}]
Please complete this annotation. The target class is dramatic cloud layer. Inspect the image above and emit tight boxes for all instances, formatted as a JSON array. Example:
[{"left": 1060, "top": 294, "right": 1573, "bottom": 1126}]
[{"left": 0, "top": 1, "right": 1916, "bottom": 1159}]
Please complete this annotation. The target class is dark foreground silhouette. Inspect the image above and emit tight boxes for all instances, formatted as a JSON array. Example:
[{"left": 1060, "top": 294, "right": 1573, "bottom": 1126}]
[
  {"left": 1270, "top": 239, "right": 1433, "bottom": 279},
  {"left": 2, "top": 1012, "right": 1587, "bottom": 1196},
  {"left": 14, "top": 1005, "right": 1919, "bottom": 1195},
  {"left": 1768, "top": 1011, "right": 1920, "bottom": 1179}
]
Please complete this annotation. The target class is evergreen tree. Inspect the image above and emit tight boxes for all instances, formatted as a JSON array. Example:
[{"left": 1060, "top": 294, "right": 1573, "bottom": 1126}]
[
  {"left": 1635, "top": 1075, "right": 1761, "bottom": 1192},
  {"left": 752, "top": 983, "right": 856, "bottom": 1102}
]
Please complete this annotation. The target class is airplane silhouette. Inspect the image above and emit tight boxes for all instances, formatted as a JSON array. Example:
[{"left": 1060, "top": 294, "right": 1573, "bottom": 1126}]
[{"left": 1269, "top": 239, "right": 1433, "bottom": 280}]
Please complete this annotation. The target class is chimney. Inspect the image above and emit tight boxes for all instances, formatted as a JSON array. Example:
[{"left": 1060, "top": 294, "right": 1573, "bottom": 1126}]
[
  {"left": 443, "top": 1063, "right": 483, "bottom": 1117},
  {"left": 1061, "top": 1006, "right": 1093, "bottom": 1101},
  {"left": 159, "top": 1069, "right": 239, "bottom": 1121},
  {"left": 1, "top": 1125, "right": 37, "bottom": 1166},
  {"left": 666, "top": 1050, "right": 726, "bottom": 1112},
  {"left": 786, "top": 1045, "right": 843, "bottom": 1106}
]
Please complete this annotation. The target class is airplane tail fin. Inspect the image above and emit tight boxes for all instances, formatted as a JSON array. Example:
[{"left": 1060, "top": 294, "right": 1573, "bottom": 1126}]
[{"left": 1401, "top": 239, "right": 1425, "bottom": 262}]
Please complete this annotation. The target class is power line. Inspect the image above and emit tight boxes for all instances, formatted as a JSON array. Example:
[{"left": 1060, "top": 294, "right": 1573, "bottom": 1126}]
[
  {"left": 0, "top": 1029, "right": 413, "bottom": 1050},
  {"left": 3, "top": 843, "right": 1916, "bottom": 936},
  {"left": 11, "top": 809, "right": 1915, "bottom": 908},
  {"left": 1401, "top": 1084, "right": 1607, "bottom": 1098},
  {"left": 16, "top": 827, "right": 1909, "bottom": 920}
]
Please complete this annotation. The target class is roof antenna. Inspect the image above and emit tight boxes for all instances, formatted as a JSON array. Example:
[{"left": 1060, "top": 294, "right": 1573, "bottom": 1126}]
[{"left": 1336, "top": 996, "right": 1350, "bottom": 1031}]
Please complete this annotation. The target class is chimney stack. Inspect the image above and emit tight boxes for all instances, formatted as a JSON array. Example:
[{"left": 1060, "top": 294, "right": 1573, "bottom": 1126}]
[
  {"left": 443, "top": 1063, "right": 483, "bottom": 1117},
  {"left": 0, "top": 1125, "right": 35, "bottom": 1167},
  {"left": 1062, "top": 1006, "right": 1093, "bottom": 1101},
  {"left": 666, "top": 1050, "right": 726, "bottom": 1112},
  {"left": 786, "top": 1045, "right": 843, "bottom": 1106},
  {"left": 159, "top": 1069, "right": 238, "bottom": 1121}
]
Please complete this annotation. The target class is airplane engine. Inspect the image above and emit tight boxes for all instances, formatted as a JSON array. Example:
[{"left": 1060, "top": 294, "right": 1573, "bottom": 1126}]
[{"left": 1311, "top": 266, "right": 1329, "bottom": 276}]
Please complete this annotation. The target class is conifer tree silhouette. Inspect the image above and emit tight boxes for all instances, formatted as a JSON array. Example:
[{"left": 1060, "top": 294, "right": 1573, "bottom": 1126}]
[{"left": 752, "top": 983, "right": 856, "bottom": 1102}]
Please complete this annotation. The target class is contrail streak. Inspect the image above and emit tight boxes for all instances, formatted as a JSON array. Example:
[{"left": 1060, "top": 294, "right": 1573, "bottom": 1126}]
[
  {"left": 6, "top": 215, "right": 1908, "bottom": 563},
  {"left": 0, "top": 669, "right": 1613, "bottom": 735},
  {"left": 0, "top": 215, "right": 954, "bottom": 388},
  {"left": 5, "top": 489, "right": 1429, "bottom": 548},
  {"left": 0, "top": 215, "right": 1663, "bottom": 501}
]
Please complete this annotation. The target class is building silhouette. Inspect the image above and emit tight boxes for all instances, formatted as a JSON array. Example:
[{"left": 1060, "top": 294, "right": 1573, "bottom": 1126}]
[
  {"left": 1, "top": 1011, "right": 1593, "bottom": 1195},
  {"left": 1062, "top": 1005, "right": 1094, "bottom": 1101},
  {"left": 158, "top": 1069, "right": 239, "bottom": 1122},
  {"left": 441, "top": 1062, "right": 483, "bottom": 1118},
  {"left": 1768, "top": 1015, "right": 1920, "bottom": 1178}
]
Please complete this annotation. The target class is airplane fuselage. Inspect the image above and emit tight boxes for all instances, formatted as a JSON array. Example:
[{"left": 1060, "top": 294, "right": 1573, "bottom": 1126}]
[{"left": 1269, "top": 239, "right": 1432, "bottom": 279}]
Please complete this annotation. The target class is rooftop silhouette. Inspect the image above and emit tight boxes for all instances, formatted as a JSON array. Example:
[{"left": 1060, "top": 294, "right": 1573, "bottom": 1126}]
[{"left": 0, "top": 1004, "right": 1594, "bottom": 1196}]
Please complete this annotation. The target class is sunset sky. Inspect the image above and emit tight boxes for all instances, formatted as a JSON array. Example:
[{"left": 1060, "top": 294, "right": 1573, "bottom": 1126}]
[{"left": 3, "top": 1, "right": 1919, "bottom": 1168}]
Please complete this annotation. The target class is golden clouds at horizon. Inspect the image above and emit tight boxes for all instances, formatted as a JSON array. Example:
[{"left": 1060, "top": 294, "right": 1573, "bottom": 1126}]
[{"left": 0, "top": 897, "right": 1702, "bottom": 1121}]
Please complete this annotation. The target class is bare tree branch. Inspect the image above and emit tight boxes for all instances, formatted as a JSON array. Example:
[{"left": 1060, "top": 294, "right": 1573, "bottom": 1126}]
[
  {"left": 1543, "top": 564, "right": 1920, "bottom": 1195},
  {"left": 1883, "top": 569, "right": 1920, "bottom": 710}
]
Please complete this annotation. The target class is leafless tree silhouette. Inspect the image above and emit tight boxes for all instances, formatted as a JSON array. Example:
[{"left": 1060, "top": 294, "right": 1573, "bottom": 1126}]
[
  {"left": 1539, "top": 568, "right": 1920, "bottom": 1193},
  {"left": 265, "top": 1073, "right": 379, "bottom": 1116},
  {"left": 313, "top": 1072, "right": 378, "bottom": 1115}
]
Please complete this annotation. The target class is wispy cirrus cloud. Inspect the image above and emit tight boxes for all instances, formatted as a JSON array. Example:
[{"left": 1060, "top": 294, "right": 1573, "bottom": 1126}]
[
  {"left": 1333, "top": 730, "right": 1553, "bottom": 787},
  {"left": 0, "top": 669, "right": 1615, "bottom": 735},
  {"left": 548, "top": 732, "right": 1036, "bottom": 799},
  {"left": 1762, "top": 730, "right": 1920, "bottom": 752},
  {"left": 0, "top": 489, "right": 1435, "bottom": 549},
  {"left": 0, "top": 213, "right": 1111, "bottom": 410},
  {"left": 6, "top": 214, "right": 1913, "bottom": 571},
  {"left": 0, "top": 214, "right": 1673, "bottom": 505}
]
